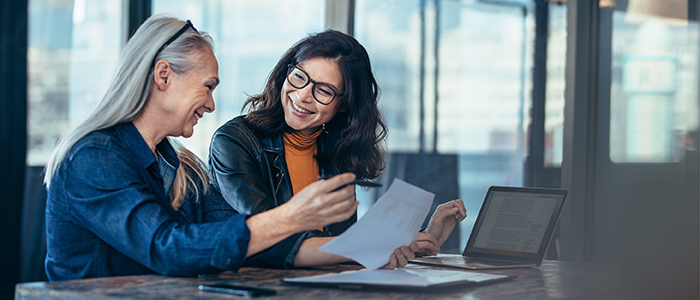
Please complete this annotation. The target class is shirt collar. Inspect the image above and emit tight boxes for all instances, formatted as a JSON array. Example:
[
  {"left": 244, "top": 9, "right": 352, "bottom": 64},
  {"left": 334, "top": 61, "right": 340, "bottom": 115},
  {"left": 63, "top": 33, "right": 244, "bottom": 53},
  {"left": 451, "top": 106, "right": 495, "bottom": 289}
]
[
  {"left": 156, "top": 138, "right": 180, "bottom": 170},
  {"left": 114, "top": 122, "right": 179, "bottom": 170}
]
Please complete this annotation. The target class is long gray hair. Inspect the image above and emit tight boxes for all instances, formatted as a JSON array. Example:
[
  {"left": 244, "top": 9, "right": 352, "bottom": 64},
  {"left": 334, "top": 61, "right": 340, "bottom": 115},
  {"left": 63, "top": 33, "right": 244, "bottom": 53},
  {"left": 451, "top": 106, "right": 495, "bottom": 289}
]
[{"left": 45, "top": 15, "right": 213, "bottom": 208}]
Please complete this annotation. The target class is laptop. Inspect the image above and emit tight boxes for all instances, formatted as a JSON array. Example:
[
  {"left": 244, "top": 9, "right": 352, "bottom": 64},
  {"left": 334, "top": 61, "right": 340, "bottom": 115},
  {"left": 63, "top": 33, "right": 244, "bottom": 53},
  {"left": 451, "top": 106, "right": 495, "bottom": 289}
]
[{"left": 410, "top": 186, "right": 568, "bottom": 270}]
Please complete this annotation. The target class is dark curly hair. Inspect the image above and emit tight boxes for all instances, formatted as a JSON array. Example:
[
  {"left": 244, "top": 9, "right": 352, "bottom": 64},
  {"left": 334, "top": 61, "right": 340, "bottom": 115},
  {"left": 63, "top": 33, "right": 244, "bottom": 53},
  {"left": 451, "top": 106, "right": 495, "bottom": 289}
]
[{"left": 243, "top": 29, "right": 387, "bottom": 180}]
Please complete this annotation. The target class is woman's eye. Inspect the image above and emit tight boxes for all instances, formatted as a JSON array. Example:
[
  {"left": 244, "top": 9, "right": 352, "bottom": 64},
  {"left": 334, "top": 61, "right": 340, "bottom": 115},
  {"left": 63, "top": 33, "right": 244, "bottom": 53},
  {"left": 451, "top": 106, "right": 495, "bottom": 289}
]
[
  {"left": 293, "top": 72, "right": 305, "bottom": 80},
  {"left": 318, "top": 87, "right": 333, "bottom": 96},
  {"left": 206, "top": 85, "right": 214, "bottom": 91}
]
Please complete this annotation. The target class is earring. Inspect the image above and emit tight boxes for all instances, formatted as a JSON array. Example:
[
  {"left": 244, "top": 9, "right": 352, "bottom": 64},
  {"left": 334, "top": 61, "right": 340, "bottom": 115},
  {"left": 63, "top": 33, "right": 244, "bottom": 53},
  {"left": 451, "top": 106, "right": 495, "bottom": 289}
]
[{"left": 322, "top": 123, "right": 329, "bottom": 134}]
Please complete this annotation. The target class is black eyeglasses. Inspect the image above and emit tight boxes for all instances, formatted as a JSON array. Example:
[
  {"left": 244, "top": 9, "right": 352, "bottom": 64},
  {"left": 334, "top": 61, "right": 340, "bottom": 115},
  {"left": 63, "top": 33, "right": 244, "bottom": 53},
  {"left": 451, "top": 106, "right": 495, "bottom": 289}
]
[
  {"left": 286, "top": 64, "right": 343, "bottom": 105},
  {"left": 149, "top": 20, "right": 198, "bottom": 71}
]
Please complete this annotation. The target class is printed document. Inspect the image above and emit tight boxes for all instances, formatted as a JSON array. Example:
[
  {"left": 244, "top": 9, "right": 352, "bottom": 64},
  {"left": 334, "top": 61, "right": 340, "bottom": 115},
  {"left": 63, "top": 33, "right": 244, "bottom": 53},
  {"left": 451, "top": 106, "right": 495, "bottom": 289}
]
[
  {"left": 319, "top": 179, "right": 434, "bottom": 270},
  {"left": 472, "top": 192, "right": 557, "bottom": 253}
]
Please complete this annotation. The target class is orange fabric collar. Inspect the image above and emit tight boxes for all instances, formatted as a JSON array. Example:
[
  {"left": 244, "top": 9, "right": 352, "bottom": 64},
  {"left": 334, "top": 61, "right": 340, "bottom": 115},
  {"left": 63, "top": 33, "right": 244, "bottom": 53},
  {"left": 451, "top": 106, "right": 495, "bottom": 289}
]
[{"left": 283, "top": 129, "right": 322, "bottom": 151}]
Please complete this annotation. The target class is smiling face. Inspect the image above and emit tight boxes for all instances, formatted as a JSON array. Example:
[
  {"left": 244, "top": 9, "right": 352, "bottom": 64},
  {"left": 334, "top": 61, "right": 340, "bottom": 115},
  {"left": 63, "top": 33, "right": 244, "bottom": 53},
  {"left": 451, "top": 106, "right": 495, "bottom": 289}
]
[
  {"left": 165, "top": 49, "right": 219, "bottom": 138},
  {"left": 281, "top": 56, "right": 344, "bottom": 136}
]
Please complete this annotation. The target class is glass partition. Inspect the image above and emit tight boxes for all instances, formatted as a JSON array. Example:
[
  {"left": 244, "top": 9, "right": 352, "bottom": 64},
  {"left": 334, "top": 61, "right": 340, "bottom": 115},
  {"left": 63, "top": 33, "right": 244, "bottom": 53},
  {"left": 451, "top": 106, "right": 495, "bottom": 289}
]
[
  {"left": 356, "top": 0, "right": 538, "bottom": 249},
  {"left": 354, "top": 0, "right": 423, "bottom": 152},
  {"left": 27, "top": 0, "right": 122, "bottom": 166},
  {"left": 544, "top": 2, "right": 567, "bottom": 167},
  {"left": 609, "top": 1, "right": 699, "bottom": 163}
]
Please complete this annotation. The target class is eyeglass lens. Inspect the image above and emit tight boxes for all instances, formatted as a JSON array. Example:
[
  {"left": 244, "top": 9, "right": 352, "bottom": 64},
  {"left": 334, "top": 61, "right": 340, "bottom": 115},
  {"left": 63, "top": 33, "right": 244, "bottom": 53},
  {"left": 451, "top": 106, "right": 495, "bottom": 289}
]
[{"left": 287, "top": 66, "right": 337, "bottom": 105}]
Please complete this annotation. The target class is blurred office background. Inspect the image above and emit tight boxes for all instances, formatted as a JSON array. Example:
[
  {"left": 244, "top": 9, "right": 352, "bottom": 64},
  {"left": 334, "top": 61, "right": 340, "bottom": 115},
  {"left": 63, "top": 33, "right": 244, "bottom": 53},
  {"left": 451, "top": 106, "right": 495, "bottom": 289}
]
[{"left": 2, "top": 0, "right": 698, "bottom": 299}]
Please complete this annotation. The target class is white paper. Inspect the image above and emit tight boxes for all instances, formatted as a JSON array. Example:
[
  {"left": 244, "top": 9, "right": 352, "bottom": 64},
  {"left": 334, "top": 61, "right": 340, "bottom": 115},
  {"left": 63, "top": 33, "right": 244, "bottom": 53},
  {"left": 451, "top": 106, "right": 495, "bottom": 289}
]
[
  {"left": 319, "top": 179, "right": 434, "bottom": 270},
  {"left": 283, "top": 267, "right": 510, "bottom": 287}
]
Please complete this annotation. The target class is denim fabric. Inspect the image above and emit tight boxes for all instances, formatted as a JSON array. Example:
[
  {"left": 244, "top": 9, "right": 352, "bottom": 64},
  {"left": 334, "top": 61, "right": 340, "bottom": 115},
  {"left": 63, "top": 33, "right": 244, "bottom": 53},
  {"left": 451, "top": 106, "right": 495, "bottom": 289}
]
[
  {"left": 156, "top": 150, "right": 176, "bottom": 196},
  {"left": 45, "top": 122, "right": 306, "bottom": 281}
]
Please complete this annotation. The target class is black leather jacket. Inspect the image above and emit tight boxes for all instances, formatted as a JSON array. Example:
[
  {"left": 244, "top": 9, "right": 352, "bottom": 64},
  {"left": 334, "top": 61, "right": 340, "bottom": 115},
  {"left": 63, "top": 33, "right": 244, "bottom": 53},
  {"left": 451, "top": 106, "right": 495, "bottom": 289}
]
[{"left": 208, "top": 115, "right": 356, "bottom": 237}]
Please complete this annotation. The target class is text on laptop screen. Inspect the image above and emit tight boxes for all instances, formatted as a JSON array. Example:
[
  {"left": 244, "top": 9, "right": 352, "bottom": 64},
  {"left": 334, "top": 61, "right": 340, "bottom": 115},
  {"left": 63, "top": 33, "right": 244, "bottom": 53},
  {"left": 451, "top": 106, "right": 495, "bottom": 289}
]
[{"left": 472, "top": 191, "right": 562, "bottom": 253}]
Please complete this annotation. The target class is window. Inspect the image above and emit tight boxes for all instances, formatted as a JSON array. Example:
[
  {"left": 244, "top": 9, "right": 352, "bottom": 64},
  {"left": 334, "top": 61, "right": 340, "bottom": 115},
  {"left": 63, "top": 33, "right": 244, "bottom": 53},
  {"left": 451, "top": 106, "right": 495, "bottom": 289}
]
[
  {"left": 609, "top": 3, "right": 699, "bottom": 163},
  {"left": 355, "top": 0, "right": 537, "bottom": 248},
  {"left": 544, "top": 2, "right": 567, "bottom": 167},
  {"left": 355, "top": 0, "right": 423, "bottom": 152},
  {"left": 27, "top": 0, "right": 123, "bottom": 166}
]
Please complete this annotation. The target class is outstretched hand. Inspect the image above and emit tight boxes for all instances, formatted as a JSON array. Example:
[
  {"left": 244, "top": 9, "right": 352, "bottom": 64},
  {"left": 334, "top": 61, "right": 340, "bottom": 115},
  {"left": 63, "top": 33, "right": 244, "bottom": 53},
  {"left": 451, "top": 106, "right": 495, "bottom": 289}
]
[
  {"left": 283, "top": 173, "right": 359, "bottom": 232},
  {"left": 425, "top": 199, "right": 467, "bottom": 246}
]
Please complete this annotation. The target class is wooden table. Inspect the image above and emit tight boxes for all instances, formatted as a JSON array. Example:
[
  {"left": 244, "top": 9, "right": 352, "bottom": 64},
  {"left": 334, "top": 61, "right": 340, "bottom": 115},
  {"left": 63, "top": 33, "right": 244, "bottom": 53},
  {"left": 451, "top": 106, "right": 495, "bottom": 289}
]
[{"left": 15, "top": 260, "right": 620, "bottom": 299}]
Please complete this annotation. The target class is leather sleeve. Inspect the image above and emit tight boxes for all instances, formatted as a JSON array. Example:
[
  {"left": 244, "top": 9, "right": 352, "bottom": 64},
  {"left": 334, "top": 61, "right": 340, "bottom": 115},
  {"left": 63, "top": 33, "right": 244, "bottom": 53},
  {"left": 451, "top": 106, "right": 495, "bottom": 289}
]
[{"left": 208, "top": 118, "right": 278, "bottom": 215}]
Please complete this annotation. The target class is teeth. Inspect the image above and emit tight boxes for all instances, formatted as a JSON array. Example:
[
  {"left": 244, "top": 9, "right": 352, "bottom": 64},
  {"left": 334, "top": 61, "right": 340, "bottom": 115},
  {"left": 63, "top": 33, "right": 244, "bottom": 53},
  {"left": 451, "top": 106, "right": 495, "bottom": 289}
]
[{"left": 292, "top": 101, "right": 313, "bottom": 114}]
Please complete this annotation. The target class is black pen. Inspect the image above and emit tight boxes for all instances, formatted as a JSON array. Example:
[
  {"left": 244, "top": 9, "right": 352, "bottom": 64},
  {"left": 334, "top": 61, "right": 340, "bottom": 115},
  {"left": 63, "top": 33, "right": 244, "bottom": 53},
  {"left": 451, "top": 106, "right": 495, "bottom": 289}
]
[{"left": 318, "top": 175, "right": 383, "bottom": 188}]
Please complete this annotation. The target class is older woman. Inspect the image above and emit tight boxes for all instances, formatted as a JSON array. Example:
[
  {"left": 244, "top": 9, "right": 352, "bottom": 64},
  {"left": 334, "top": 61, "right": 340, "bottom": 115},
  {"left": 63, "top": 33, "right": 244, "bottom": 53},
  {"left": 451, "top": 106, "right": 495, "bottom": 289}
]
[
  {"left": 44, "top": 16, "right": 423, "bottom": 281},
  {"left": 209, "top": 30, "right": 466, "bottom": 261}
]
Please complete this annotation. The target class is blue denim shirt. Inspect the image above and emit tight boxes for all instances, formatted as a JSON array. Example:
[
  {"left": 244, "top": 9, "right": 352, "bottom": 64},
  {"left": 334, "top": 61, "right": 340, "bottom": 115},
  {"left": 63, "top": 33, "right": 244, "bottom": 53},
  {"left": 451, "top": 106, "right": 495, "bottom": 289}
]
[{"left": 46, "top": 122, "right": 309, "bottom": 281}]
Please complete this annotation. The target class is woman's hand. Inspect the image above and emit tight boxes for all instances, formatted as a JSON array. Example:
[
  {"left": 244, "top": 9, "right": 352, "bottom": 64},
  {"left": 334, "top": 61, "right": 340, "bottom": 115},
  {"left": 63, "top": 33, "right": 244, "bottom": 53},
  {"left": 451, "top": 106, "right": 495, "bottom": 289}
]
[
  {"left": 425, "top": 199, "right": 467, "bottom": 246},
  {"left": 382, "top": 245, "right": 414, "bottom": 269},
  {"left": 381, "top": 233, "right": 440, "bottom": 269},
  {"left": 246, "top": 173, "right": 358, "bottom": 258},
  {"left": 412, "top": 232, "right": 440, "bottom": 256},
  {"left": 281, "top": 173, "right": 359, "bottom": 232}
]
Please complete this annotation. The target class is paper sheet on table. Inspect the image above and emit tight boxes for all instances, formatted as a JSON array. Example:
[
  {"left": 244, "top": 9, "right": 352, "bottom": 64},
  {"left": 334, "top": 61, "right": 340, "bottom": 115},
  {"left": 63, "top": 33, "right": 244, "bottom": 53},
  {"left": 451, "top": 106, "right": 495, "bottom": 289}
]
[
  {"left": 319, "top": 179, "right": 434, "bottom": 270},
  {"left": 283, "top": 267, "right": 511, "bottom": 287}
]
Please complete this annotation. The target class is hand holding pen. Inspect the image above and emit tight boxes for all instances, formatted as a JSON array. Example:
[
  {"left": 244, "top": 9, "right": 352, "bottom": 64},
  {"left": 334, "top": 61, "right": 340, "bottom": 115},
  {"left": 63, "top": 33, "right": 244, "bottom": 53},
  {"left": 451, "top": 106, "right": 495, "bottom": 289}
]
[{"left": 318, "top": 174, "right": 383, "bottom": 190}]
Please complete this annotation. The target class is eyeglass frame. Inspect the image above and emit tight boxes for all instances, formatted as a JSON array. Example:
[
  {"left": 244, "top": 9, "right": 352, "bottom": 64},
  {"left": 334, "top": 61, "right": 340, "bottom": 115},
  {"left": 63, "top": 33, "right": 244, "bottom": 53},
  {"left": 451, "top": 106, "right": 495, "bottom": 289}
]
[
  {"left": 286, "top": 64, "right": 344, "bottom": 105},
  {"left": 140, "top": 20, "right": 198, "bottom": 101}
]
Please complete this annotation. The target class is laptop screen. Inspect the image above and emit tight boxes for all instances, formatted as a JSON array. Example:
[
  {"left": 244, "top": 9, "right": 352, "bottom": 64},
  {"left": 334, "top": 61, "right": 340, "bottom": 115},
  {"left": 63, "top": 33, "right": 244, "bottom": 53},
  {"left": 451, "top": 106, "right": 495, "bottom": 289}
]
[{"left": 464, "top": 186, "right": 567, "bottom": 262}]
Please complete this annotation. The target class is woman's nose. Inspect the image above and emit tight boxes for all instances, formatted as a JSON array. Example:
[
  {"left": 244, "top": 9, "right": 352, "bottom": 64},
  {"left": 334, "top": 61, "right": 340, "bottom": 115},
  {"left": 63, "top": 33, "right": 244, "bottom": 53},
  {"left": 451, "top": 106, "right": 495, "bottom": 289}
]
[
  {"left": 205, "top": 94, "right": 215, "bottom": 113},
  {"left": 297, "top": 84, "right": 314, "bottom": 103}
]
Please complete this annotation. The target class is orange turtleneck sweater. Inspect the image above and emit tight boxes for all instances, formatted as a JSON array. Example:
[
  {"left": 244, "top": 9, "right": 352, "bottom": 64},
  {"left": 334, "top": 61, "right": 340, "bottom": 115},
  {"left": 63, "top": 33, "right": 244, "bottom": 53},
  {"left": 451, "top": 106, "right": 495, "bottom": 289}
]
[{"left": 283, "top": 129, "right": 323, "bottom": 195}]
